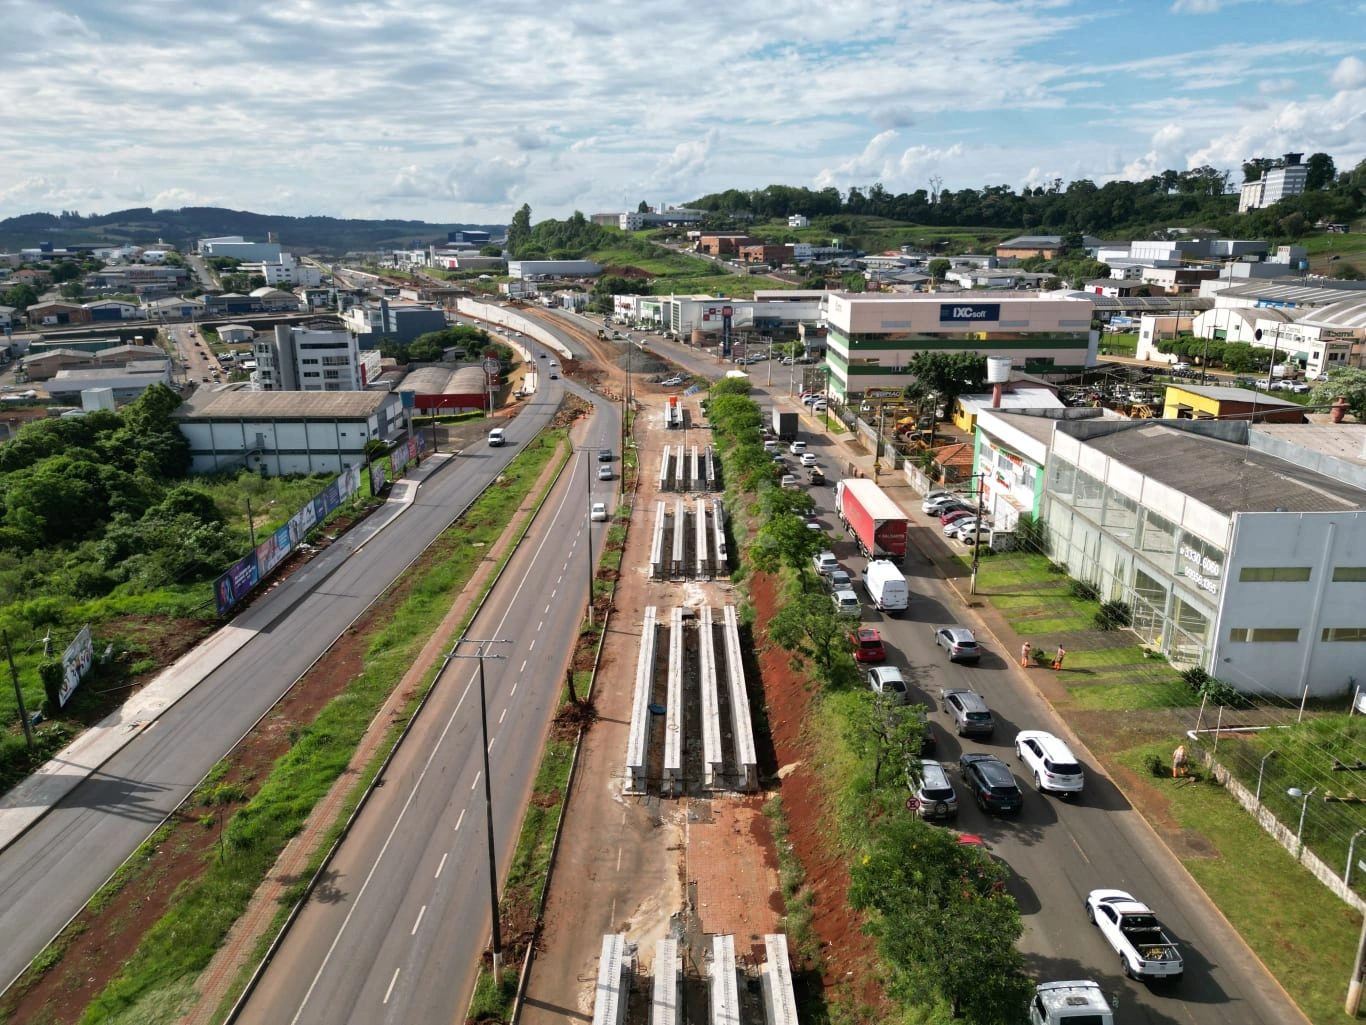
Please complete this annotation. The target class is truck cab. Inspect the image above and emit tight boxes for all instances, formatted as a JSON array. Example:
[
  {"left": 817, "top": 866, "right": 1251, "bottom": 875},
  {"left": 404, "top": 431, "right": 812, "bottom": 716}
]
[{"left": 1028, "top": 981, "right": 1113, "bottom": 1025}]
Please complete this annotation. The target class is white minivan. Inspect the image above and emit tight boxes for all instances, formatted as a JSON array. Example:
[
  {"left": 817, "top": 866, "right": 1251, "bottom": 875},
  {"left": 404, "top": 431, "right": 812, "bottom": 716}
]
[
  {"left": 488, "top": 427, "right": 507, "bottom": 447},
  {"left": 863, "top": 559, "right": 910, "bottom": 612}
]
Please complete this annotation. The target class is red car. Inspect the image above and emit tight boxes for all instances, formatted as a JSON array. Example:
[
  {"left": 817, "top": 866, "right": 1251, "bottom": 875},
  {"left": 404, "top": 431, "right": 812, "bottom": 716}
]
[
  {"left": 940, "top": 507, "right": 975, "bottom": 526},
  {"left": 850, "top": 627, "right": 887, "bottom": 663}
]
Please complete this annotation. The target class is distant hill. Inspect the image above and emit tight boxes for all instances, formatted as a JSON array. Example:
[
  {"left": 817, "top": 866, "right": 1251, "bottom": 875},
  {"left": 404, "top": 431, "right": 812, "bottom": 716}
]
[{"left": 0, "top": 207, "right": 506, "bottom": 256}]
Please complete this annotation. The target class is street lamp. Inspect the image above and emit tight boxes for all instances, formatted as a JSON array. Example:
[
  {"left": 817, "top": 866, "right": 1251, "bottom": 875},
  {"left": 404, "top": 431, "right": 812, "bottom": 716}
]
[
  {"left": 1287, "top": 786, "right": 1317, "bottom": 861},
  {"left": 444, "top": 637, "right": 511, "bottom": 977}
]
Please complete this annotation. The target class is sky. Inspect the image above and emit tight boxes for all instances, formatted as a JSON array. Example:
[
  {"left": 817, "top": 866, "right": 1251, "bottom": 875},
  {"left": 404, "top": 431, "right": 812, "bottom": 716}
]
[{"left": 2, "top": 0, "right": 1364, "bottom": 227}]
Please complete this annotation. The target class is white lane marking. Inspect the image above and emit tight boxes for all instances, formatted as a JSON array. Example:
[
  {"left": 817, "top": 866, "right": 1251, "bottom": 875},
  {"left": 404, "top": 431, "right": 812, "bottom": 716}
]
[
  {"left": 499, "top": 708, "right": 507, "bottom": 724},
  {"left": 383, "top": 968, "right": 400, "bottom": 1004},
  {"left": 454, "top": 809, "right": 466, "bottom": 832},
  {"left": 411, "top": 905, "right": 427, "bottom": 935},
  {"left": 435, "top": 853, "right": 448, "bottom": 878},
  {"left": 616, "top": 848, "right": 623, "bottom": 872},
  {"left": 510, "top": 681, "right": 518, "bottom": 696},
  {"left": 488, "top": 735, "right": 497, "bottom": 752},
  {"left": 471, "top": 771, "right": 481, "bottom": 791},
  {"left": 286, "top": 673, "right": 474, "bottom": 1024},
  {"left": 550, "top": 590, "right": 556, "bottom": 599},
  {"left": 520, "top": 660, "right": 527, "bottom": 673},
  {"left": 529, "top": 639, "right": 536, "bottom": 650},
  {"left": 537, "top": 621, "right": 543, "bottom": 632},
  {"left": 544, "top": 604, "right": 551, "bottom": 614},
  {"left": 557, "top": 575, "right": 563, "bottom": 584}
]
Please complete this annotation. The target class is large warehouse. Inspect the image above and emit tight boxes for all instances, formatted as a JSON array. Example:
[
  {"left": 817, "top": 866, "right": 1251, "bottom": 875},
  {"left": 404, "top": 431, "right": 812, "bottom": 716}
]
[{"left": 821, "top": 293, "right": 1097, "bottom": 400}]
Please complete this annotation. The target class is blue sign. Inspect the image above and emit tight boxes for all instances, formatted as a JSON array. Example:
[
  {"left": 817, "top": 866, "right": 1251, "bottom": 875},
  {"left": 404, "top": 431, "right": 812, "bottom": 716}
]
[{"left": 940, "top": 303, "right": 1000, "bottom": 323}]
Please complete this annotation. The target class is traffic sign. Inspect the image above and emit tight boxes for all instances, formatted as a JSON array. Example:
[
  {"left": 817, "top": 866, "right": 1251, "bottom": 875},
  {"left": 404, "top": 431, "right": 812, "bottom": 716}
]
[{"left": 905, "top": 796, "right": 921, "bottom": 812}]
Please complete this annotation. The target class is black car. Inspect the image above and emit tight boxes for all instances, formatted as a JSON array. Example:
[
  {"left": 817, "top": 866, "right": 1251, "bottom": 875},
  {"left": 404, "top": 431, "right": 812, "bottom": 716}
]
[
  {"left": 598, "top": 448, "right": 613, "bottom": 462},
  {"left": 960, "top": 753, "right": 1023, "bottom": 815}
]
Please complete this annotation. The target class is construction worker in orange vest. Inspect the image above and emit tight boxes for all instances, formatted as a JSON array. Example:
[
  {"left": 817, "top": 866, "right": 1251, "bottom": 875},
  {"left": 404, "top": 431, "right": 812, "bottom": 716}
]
[{"left": 1053, "top": 646, "right": 1066, "bottom": 670}]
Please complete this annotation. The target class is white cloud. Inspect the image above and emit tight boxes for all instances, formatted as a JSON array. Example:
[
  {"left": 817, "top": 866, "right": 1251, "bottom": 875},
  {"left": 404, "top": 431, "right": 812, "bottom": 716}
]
[
  {"left": 1171, "top": 0, "right": 1224, "bottom": 12},
  {"left": 1331, "top": 56, "right": 1366, "bottom": 90}
]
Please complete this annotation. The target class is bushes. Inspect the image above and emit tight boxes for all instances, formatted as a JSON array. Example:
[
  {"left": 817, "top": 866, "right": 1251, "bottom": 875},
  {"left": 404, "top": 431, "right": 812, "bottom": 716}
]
[
  {"left": 1093, "top": 600, "right": 1132, "bottom": 631},
  {"left": 1069, "top": 579, "right": 1100, "bottom": 602},
  {"left": 1180, "top": 666, "right": 1251, "bottom": 709}
]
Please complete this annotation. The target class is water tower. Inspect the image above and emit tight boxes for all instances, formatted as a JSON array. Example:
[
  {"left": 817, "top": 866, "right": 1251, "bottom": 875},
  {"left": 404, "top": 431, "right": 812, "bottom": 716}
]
[{"left": 986, "top": 356, "right": 1012, "bottom": 408}]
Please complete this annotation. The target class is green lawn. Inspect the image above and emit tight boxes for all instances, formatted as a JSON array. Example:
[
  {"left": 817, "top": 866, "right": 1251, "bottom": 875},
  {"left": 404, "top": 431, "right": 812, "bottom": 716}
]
[{"left": 1116, "top": 742, "right": 1362, "bottom": 1025}]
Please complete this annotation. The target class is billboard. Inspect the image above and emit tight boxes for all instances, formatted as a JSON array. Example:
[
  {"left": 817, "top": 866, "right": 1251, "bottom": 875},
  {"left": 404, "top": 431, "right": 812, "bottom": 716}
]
[
  {"left": 256, "top": 525, "right": 292, "bottom": 577},
  {"left": 939, "top": 303, "right": 1001, "bottom": 323},
  {"left": 288, "top": 501, "right": 318, "bottom": 546},
  {"left": 215, "top": 554, "right": 260, "bottom": 617},
  {"left": 370, "top": 461, "right": 387, "bottom": 494},
  {"left": 59, "top": 624, "right": 94, "bottom": 707}
]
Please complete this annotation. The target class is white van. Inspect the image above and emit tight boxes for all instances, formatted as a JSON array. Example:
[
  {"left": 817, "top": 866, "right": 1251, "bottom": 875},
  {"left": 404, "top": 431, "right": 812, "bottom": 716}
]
[
  {"left": 488, "top": 427, "right": 507, "bottom": 447},
  {"left": 863, "top": 560, "right": 909, "bottom": 612}
]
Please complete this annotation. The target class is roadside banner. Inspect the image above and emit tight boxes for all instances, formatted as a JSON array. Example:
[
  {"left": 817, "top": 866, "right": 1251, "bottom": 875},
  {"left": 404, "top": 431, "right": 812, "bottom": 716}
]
[
  {"left": 58, "top": 624, "right": 94, "bottom": 707},
  {"left": 216, "top": 554, "right": 260, "bottom": 617},
  {"left": 322, "top": 480, "right": 341, "bottom": 516},
  {"left": 288, "top": 502, "right": 317, "bottom": 546},
  {"left": 370, "top": 461, "right": 387, "bottom": 494},
  {"left": 256, "top": 524, "right": 292, "bottom": 577}
]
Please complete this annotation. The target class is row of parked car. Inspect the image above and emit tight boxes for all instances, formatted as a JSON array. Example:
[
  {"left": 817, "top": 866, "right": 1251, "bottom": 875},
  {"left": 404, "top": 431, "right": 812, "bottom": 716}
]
[{"left": 922, "top": 488, "right": 991, "bottom": 543}]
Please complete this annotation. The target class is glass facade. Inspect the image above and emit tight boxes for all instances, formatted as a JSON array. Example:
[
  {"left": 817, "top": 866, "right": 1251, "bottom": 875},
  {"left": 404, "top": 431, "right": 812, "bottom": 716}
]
[{"left": 1045, "top": 454, "right": 1221, "bottom": 665}]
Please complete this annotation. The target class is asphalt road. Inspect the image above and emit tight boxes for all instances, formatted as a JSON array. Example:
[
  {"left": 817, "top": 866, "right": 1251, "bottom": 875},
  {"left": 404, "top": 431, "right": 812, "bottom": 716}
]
[
  {"left": 639, "top": 327, "right": 1304, "bottom": 1025},
  {"left": 0, "top": 350, "right": 572, "bottom": 992},
  {"left": 235, "top": 410, "right": 620, "bottom": 1024}
]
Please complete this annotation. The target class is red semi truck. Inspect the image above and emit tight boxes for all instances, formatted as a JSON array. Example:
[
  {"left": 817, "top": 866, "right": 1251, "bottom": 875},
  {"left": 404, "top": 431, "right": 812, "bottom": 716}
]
[{"left": 835, "top": 479, "right": 908, "bottom": 561}]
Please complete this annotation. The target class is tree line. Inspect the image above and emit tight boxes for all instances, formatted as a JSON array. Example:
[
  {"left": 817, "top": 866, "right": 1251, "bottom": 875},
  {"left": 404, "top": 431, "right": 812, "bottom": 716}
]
[{"left": 687, "top": 151, "right": 1366, "bottom": 239}]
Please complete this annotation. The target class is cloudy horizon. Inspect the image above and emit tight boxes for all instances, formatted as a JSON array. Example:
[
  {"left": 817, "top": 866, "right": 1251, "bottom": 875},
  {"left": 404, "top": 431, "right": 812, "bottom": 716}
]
[{"left": 2, "top": 0, "right": 1363, "bottom": 226}]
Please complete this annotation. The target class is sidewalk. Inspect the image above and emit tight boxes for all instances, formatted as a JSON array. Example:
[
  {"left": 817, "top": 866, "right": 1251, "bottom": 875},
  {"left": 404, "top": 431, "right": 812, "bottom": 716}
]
[{"left": 0, "top": 457, "right": 449, "bottom": 855}]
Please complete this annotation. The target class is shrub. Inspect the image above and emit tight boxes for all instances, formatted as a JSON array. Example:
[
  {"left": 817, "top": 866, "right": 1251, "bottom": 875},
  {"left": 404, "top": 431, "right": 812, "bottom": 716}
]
[
  {"left": 1047, "top": 561, "right": 1069, "bottom": 575},
  {"left": 1145, "top": 753, "right": 1166, "bottom": 777},
  {"left": 1069, "top": 579, "right": 1100, "bottom": 602},
  {"left": 1031, "top": 648, "right": 1053, "bottom": 667},
  {"left": 1093, "top": 600, "right": 1132, "bottom": 631},
  {"left": 1013, "top": 514, "right": 1048, "bottom": 556}
]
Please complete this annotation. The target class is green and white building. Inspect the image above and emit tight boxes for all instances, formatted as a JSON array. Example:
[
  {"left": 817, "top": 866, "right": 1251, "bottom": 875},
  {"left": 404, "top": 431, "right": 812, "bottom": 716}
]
[{"left": 821, "top": 294, "right": 1097, "bottom": 401}]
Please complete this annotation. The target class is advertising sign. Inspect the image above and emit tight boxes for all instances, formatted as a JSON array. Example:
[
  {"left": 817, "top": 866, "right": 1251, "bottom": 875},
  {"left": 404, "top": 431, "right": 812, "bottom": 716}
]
[
  {"left": 288, "top": 502, "right": 318, "bottom": 546},
  {"left": 390, "top": 448, "right": 406, "bottom": 477},
  {"left": 215, "top": 553, "right": 260, "bottom": 617},
  {"left": 370, "top": 461, "right": 387, "bottom": 494},
  {"left": 256, "top": 525, "right": 292, "bottom": 577},
  {"left": 59, "top": 624, "right": 94, "bottom": 707},
  {"left": 939, "top": 303, "right": 1001, "bottom": 323},
  {"left": 323, "top": 480, "right": 341, "bottom": 515}
]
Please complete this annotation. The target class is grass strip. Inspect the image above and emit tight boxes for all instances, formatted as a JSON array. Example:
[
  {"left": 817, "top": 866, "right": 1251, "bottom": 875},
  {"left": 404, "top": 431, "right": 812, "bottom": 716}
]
[
  {"left": 1115, "top": 742, "right": 1360, "bottom": 1025},
  {"left": 57, "top": 432, "right": 565, "bottom": 1024}
]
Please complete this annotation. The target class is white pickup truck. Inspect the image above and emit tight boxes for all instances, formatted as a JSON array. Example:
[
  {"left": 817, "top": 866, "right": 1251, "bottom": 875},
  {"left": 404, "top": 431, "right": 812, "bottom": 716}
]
[{"left": 1086, "top": 889, "right": 1184, "bottom": 981}]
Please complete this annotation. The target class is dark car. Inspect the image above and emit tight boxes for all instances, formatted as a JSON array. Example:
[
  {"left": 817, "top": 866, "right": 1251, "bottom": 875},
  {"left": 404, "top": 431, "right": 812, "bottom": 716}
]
[
  {"left": 960, "top": 753, "right": 1023, "bottom": 815},
  {"left": 598, "top": 448, "right": 613, "bottom": 462}
]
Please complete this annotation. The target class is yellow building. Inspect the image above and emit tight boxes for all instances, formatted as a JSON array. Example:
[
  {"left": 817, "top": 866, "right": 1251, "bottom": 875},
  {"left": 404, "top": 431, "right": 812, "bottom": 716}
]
[{"left": 1161, "top": 384, "right": 1303, "bottom": 424}]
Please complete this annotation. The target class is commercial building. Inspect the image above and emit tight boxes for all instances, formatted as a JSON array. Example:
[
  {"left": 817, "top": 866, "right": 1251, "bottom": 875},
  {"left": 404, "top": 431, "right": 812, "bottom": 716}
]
[
  {"left": 995, "top": 235, "right": 1103, "bottom": 260},
  {"left": 697, "top": 235, "right": 757, "bottom": 256},
  {"left": 1238, "top": 154, "right": 1309, "bottom": 213},
  {"left": 22, "top": 343, "right": 167, "bottom": 381},
  {"left": 1042, "top": 418, "right": 1366, "bottom": 698},
  {"left": 90, "top": 265, "right": 189, "bottom": 296},
  {"left": 1161, "top": 384, "right": 1303, "bottom": 424},
  {"left": 254, "top": 325, "right": 376, "bottom": 391},
  {"left": 25, "top": 301, "right": 90, "bottom": 326},
  {"left": 821, "top": 294, "right": 1097, "bottom": 401},
  {"left": 174, "top": 389, "right": 404, "bottom": 476},
  {"left": 506, "top": 259, "right": 602, "bottom": 280},
  {"left": 196, "top": 236, "right": 283, "bottom": 262},
  {"left": 238, "top": 252, "right": 323, "bottom": 287},
  {"left": 341, "top": 299, "right": 446, "bottom": 345}
]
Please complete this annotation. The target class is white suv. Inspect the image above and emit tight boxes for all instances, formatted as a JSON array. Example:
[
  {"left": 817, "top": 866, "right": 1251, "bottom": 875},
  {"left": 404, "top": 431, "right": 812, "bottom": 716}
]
[{"left": 1015, "top": 730, "right": 1085, "bottom": 797}]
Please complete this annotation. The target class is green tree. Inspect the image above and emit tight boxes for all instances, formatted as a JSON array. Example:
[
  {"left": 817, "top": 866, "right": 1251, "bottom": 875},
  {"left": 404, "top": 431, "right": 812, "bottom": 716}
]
[
  {"left": 849, "top": 815, "right": 1030, "bottom": 1022},
  {"left": 637, "top": 200, "right": 650, "bottom": 213},
  {"left": 49, "top": 261, "right": 82, "bottom": 283},
  {"left": 1309, "top": 366, "right": 1366, "bottom": 420},
  {"left": 908, "top": 351, "right": 988, "bottom": 422},
  {"left": 479, "top": 245, "right": 503, "bottom": 258},
  {"left": 841, "top": 271, "right": 866, "bottom": 292},
  {"left": 1217, "top": 342, "right": 1267, "bottom": 374},
  {"left": 60, "top": 280, "right": 85, "bottom": 300},
  {"left": 843, "top": 690, "right": 930, "bottom": 788},
  {"left": 928, "top": 258, "right": 951, "bottom": 281},
  {"left": 507, "top": 203, "right": 533, "bottom": 257},
  {"left": 749, "top": 512, "right": 823, "bottom": 585},
  {"left": 768, "top": 590, "right": 853, "bottom": 679},
  {"left": 1305, "top": 152, "right": 1336, "bottom": 191},
  {"left": 2, "top": 283, "right": 39, "bottom": 311}
]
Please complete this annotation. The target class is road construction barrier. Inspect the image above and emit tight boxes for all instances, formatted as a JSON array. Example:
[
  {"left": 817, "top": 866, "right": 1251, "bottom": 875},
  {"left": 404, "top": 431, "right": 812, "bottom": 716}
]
[
  {"left": 699, "top": 605, "right": 723, "bottom": 787},
  {"left": 722, "top": 605, "right": 758, "bottom": 791},
  {"left": 625, "top": 606, "right": 657, "bottom": 792},
  {"left": 591, "top": 934, "right": 632, "bottom": 1025},
  {"left": 663, "top": 606, "right": 685, "bottom": 796},
  {"left": 705, "top": 445, "right": 718, "bottom": 491},
  {"left": 762, "top": 934, "right": 799, "bottom": 1025},
  {"left": 709, "top": 934, "right": 740, "bottom": 1025},
  {"left": 690, "top": 445, "right": 701, "bottom": 492},
  {"left": 649, "top": 501, "right": 667, "bottom": 580},
  {"left": 673, "top": 442, "right": 688, "bottom": 492},
  {"left": 653, "top": 938, "right": 681, "bottom": 1025},
  {"left": 659, "top": 444, "right": 671, "bottom": 493}
]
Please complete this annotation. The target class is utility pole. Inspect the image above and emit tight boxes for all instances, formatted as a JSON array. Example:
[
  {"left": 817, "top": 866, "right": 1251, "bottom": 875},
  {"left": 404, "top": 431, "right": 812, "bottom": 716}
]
[
  {"left": 970, "top": 472, "right": 986, "bottom": 595},
  {"left": 4, "top": 631, "right": 34, "bottom": 754},
  {"left": 444, "top": 638, "right": 511, "bottom": 978},
  {"left": 245, "top": 497, "right": 258, "bottom": 550}
]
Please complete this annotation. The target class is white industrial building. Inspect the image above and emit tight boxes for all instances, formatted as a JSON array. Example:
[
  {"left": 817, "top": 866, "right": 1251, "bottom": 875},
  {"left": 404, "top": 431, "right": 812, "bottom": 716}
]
[
  {"left": 254, "top": 325, "right": 379, "bottom": 391},
  {"left": 507, "top": 259, "right": 603, "bottom": 280},
  {"left": 174, "top": 389, "right": 404, "bottom": 476},
  {"left": 1239, "top": 157, "right": 1310, "bottom": 213},
  {"left": 44, "top": 361, "right": 173, "bottom": 404},
  {"left": 1043, "top": 418, "right": 1366, "bottom": 699},
  {"left": 237, "top": 252, "right": 323, "bottom": 287},
  {"left": 196, "top": 236, "right": 283, "bottom": 262}
]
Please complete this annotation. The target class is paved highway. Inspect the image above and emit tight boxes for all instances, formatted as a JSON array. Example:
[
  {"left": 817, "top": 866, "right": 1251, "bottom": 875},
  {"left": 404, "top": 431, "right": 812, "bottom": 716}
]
[
  {"left": 0, "top": 347, "right": 571, "bottom": 992},
  {"left": 236, "top": 411, "right": 620, "bottom": 1024},
  {"left": 637, "top": 326, "right": 1304, "bottom": 1025}
]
